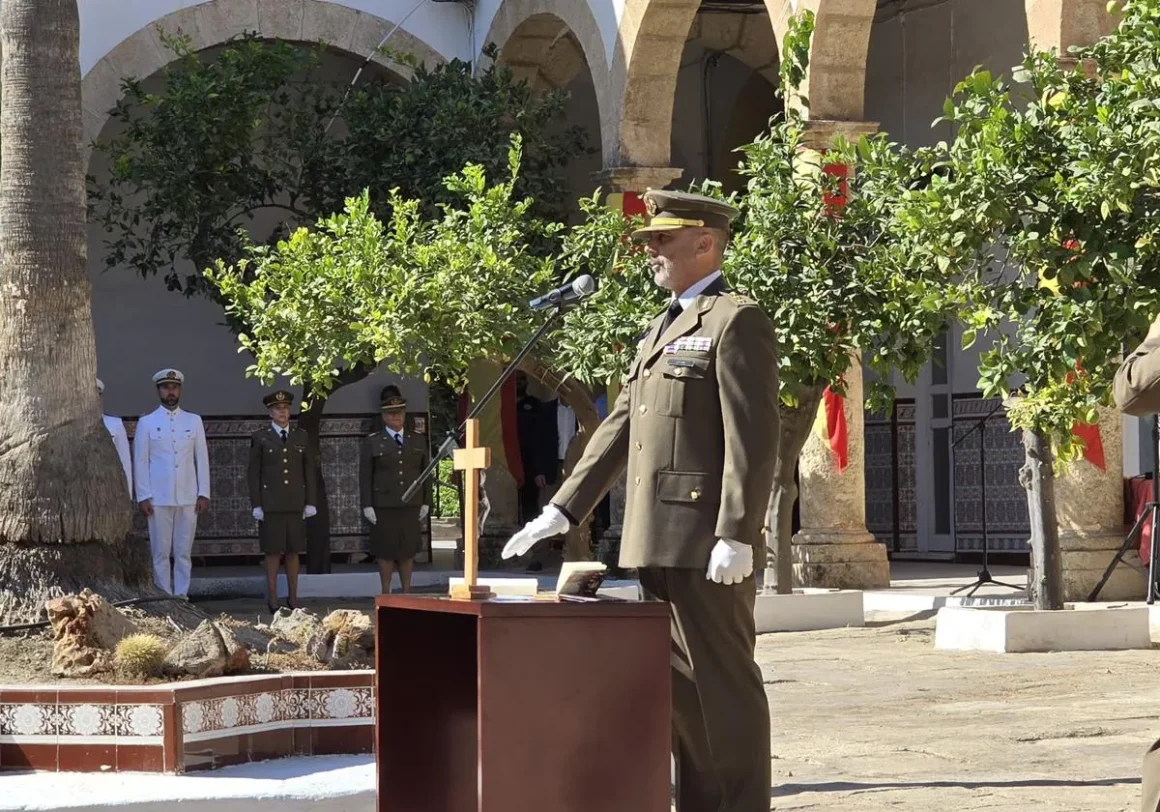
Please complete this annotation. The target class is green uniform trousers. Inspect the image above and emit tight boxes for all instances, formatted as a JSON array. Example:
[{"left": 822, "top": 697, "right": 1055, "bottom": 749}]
[{"left": 638, "top": 567, "right": 770, "bottom": 812}]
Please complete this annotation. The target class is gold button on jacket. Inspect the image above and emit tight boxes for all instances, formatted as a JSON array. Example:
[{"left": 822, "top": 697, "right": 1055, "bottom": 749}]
[
  {"left": 247, "top": 427, "right": 317, "bottom": 512},
  {"left": 551, "top": 285, "right": 779, "bottom": 570},
  {"left": 360, "top": 432, "right": 430, "bottom": 509}
]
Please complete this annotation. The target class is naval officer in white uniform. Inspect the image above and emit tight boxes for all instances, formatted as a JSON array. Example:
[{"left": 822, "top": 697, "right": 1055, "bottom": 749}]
[
  {"left": 97, "top": 378, "right": 133, "bottom": 500},
  {"left": 134, "top": 369, "right": 211, "bottom": 596}
]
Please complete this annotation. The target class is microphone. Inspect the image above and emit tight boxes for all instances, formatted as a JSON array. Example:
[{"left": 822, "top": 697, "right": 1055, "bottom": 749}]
[{"left": 528, "top": 275, "right": 597, "bottom": 311}]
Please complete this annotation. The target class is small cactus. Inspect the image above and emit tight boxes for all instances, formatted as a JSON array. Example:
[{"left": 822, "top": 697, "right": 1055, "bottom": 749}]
[{"left": 114, "top": 633, "right": 168, "bottom": 679}]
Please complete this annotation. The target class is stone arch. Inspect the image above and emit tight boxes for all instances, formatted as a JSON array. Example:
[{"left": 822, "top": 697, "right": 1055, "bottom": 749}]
[
  {"left": 609, "top": 0, "right": 877, "bottom": 168},
  {"left": 80, "top": 0, "right": 446, "bottom": 149},
  {"left": 480, "top": 0, "right": 611, "bottom": 145}
]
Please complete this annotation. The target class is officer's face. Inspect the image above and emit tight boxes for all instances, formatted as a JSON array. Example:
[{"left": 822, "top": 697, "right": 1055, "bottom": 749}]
[
  {"left": 382, "top": 409, "right": 405, "bottom": 432},
  {"left": 269, "top": 403, "right": 290, "bottom": 426},
  {"left": 646, "top": 229, "right": 713, "bottom": 292},
  {"left": 157, "top": 383, "right": 181, "bottom": 408}
]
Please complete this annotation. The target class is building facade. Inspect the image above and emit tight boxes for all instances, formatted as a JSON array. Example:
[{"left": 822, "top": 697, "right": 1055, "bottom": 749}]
[{"left": 79, "top": 0, "right": 1145, "bottom": 580}]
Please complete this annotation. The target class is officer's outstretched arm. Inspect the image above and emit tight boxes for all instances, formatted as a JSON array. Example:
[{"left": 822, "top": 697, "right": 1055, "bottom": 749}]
[
  {"left": 549, "top": 382, "right": 632, "bottom": 525},
  {"left": 714, "top": 305, "right": 779, "bottom": 548}
]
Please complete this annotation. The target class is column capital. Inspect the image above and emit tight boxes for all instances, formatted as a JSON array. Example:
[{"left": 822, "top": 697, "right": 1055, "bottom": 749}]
[
  {"left": 591, "top": 166, "right": 684, "bottom": 194},
  {"left": 800, "top": 120, "right": 879, "bottom": 151}
]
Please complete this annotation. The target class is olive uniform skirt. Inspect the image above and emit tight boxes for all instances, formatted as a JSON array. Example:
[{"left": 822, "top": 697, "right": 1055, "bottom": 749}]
[
  {"left": 369, "top": 507, "right": 422, "bottom": 561},
  {"left": 259, "top": 511, "right": 307, "bottom": 555}
]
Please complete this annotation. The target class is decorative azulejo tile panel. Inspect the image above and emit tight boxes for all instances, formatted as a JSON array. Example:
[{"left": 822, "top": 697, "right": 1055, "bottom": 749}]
[
  {"left": 0, "top": 701, "right": 165, "bottom": 744},
  {"left": 180, "top": 685, "right": 373, "bottom": 742}
]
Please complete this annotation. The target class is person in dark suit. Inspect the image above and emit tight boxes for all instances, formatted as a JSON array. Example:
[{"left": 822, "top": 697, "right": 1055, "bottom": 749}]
[
  {"left": 248, "top": 390, "right": 317, "bottom": 613},
  {"left": 503, "top": 190, "right": 779, "bottom": 812}
]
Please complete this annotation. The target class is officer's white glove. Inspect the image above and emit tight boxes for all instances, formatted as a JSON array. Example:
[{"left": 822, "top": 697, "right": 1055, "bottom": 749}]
[
  {"left": 363, "top": 507, "right": 377, "bottom": 525},
  {"left": 419, "top": 505, "right": 429, "bottom": 522},
  {"left": 706, "top": 539, "right": 753, "bottom": 584},
  {"left": 501, "top": 504, "right": 570, "bottom": 560},
  {"left": 303, "top": 505, "right": 317, "bottom": 519},
  {"left": 252, "top": 507, "right": 264, "bottom": 522}
]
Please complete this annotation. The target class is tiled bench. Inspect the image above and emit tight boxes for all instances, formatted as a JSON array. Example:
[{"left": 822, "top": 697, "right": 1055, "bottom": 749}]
[{"left": 0, "top": 671, "right": 373, "bottom": 773}]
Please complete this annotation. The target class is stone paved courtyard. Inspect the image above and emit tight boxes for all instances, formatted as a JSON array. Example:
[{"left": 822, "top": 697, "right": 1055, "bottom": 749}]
[{"left": 761, "top": 612, "right": 1156, "bottom": 811}]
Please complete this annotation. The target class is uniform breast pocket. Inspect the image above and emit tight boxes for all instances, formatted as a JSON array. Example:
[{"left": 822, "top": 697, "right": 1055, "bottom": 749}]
[{"left": 658, "top": 356, "right": 710, "bottom": 417}]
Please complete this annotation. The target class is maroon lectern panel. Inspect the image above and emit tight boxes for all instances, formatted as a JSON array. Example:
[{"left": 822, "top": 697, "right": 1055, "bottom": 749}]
[{"left": 374, "top": 595, "right": 671, "bottom": 812}]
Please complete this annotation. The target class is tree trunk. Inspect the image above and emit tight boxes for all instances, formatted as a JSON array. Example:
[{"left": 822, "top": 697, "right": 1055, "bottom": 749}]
[
  {"left": 297, "top": 388, "right": 332, "bottom": 574},
  {"left": 1020, "top": 428, "right": 1064, "bottom": 610},
  {"left": 765, "top": 384, "right": 826, "bottom": 594},
  {"left": 298, "top": 365, "right": 371, "bottom": 573},
  {"left": 0, "top": 0, "right": 146, "bottom": 622}
]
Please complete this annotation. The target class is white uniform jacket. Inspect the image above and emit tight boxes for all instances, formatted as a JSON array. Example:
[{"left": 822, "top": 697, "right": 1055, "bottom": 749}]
[
  {"left": 133, "top": 406, "right": 211, "bottom": 506},
  {"left": 102, "top": 414, "right": 133, "bottom": 499}
]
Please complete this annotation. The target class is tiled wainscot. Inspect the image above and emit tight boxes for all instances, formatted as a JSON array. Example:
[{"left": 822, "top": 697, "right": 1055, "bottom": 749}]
[{"left": 0, "top": 671, "right": 373, "bottom": 773}]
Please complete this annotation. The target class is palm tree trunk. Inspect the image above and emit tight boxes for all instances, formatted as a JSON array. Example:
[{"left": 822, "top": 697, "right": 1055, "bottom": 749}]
[
  {"left": 0, "top": 0, "right": 148, "bottom": 622},
  {"left": 764, "top": 384, "right": 826, "bottom": 594}
]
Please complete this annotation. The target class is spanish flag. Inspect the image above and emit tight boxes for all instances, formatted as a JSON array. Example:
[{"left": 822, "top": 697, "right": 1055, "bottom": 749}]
[
  {"left": 812, "top": 386, "right": 849, "bottom": 473},
  {"left": 605, "top": 191, "right": 647, "bottom": 217}
]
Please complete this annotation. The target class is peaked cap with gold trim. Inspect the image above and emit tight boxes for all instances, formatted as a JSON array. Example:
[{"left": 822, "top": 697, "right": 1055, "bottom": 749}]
[
  {"left": 380, "top": 384, "right": 407, "bottom": 412},
  {"left": 632, "top": 190, "right": 740, "bottom": 239},
  {"left": 152, "top": 368, "right": 184, "bottom": 386},
  {"left": 263, "top": 390, "right": 294, "bottom": 408}
]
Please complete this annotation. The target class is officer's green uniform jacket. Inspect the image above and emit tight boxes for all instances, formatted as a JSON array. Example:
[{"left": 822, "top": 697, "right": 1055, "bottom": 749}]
[
  {"left": 247, "top": 425, "right": 317, "bottom": 511},
  {"left": 551, "top": 279, "right": 779, "bottom": 570},
  {"left": 359, "top": 431, "right": 431, "bottom": 510},
  {"left": 1114, "top": 335, "right": 1160, "bottom": 416}
]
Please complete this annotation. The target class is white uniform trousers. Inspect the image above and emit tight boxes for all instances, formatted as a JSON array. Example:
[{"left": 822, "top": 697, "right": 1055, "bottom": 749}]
[{"left": 148, "top": 505, "right": 197, "bottom": 596}]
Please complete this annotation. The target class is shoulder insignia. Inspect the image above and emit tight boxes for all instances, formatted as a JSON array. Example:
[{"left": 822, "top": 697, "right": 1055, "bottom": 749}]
[{"left": 724, "top": 290, "right": 757, "bottom": 308}]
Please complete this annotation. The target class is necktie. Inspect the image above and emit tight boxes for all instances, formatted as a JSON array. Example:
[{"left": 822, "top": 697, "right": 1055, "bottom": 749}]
[
  {"left": 661, "top": 298, "right": 683, "bottom": 335},
  {"left": 395, "top": 434, "right": 404, "bottom": 448},
  {"left": 280, "top": 429, "right": 287, "bottom": 443}
]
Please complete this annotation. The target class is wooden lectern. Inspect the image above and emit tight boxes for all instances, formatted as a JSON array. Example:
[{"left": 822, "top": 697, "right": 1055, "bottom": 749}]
[{"left": 373, "top": 419, "right": 672, "bottom": 811}]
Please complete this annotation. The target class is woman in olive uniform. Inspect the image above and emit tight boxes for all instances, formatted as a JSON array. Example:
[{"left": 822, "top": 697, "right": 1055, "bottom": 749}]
[
  {"left": 247, "top": 390, "right": 318, "bottom": 613},
  {"left": 360, "top": 386, "right": 430, "bottom": 594}
]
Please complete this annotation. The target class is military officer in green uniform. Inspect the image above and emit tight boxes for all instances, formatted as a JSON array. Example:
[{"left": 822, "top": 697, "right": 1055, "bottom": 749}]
[
  {"left": 503, "top": 190, "right": 779, "bottom": 812},
  {"left": 360, "top": 386, "right": 431, "bottom": 594},
  {"left": 1112, "top": 314, "right": 1160, "bottom": 812},
  {"left": 248, "top": 390, "right": 318, "bottom": 613}
]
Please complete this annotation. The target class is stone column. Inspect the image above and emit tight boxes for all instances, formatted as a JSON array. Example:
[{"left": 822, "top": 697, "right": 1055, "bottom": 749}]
[
  {"left": 593, "top": 166, "right": 684, "bottom": 196},
  {"left": 590, "top": 166, "right": 681, "bottom": 574},
  {"left": 789, "top": 122, "right": 889, "bottom": 589},
  {"left": 792, "top": 359, "right": 891, "bottom": 589},
  {"left": 1055, "top": 408, "right": 1144, "bottom": 600}
]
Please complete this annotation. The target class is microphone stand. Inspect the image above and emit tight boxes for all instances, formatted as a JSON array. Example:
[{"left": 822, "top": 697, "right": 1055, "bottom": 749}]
[
  {"left": 1089, "top": 413, "right": 1160, "bottom": 603},
  {"left": 950, "top": 399, "right": 1025, "bottom": 597},
  {"left": 400, "top": 304, "right": 568, "bottom": 509}
]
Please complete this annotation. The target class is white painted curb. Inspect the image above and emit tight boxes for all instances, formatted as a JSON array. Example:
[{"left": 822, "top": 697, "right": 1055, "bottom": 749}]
[
  {"left": 754, "top": 589, "right": 864, "bottom": 633},
  {"left": 934, "top": 605, "right": 1152, "bottom": 653}
]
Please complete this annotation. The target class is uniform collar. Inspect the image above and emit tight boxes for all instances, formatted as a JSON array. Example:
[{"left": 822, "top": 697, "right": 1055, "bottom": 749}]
[
  {"left": 385, "top": 427, "right": 404, "bottom": 443},
  {"left": 156, "top": 405, "right": 183, "bottom": 417},
  {"left": 673, "top": 269, "right": 722, "bottom": 311},
  {"left": 271, "top": 422, "right": 290, "bottom": 436}
]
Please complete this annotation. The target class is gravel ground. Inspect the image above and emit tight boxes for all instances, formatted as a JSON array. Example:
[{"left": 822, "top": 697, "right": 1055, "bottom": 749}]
[{"left": 759, "top": 612, "right": 1156, "bottom": 811}]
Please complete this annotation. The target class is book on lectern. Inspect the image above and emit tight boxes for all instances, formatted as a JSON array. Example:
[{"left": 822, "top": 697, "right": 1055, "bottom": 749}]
[{"left": 555, "top": 562, "right": 608, "bottom": 597}]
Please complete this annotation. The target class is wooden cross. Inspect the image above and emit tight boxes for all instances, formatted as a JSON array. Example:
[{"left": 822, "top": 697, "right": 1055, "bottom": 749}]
[{"left": 449, "top": 419, "right": 495, "bottom": 601}]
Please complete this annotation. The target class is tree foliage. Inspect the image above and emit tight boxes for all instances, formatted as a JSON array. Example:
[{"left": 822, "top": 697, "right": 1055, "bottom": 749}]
[
  {"left": 901, "top": 0, "right": 1160, "bottom": 460},
  {"left": 88, "top": 33, "right": 590, "bottom": 302},
  {"left": 206, "top": 139, "right": 558, "bottom": 404}
]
